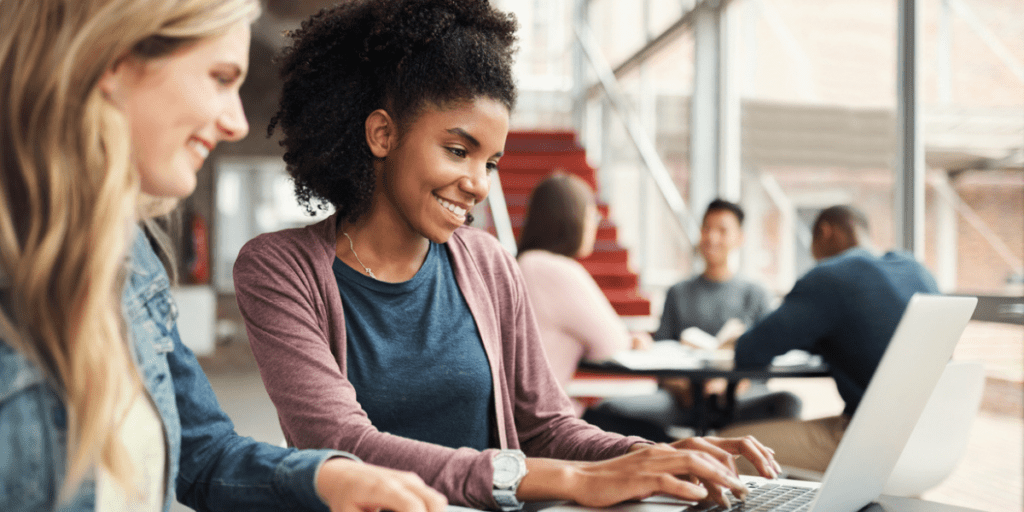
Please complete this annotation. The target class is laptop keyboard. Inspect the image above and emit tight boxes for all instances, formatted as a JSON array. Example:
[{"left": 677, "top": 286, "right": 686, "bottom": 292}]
[{"left": 686, "top": 482, "right": 817, "bottom": 512}]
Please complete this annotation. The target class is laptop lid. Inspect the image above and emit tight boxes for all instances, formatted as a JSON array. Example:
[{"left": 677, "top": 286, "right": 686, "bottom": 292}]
[
  {"left": 807, "top": 293, "right": 977, "bottom": 511},
  {"left": 535, "top": 293, "right": 977, "bottom": 512}
]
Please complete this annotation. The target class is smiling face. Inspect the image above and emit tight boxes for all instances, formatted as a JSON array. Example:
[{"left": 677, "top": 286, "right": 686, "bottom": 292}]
[
  {"left": 100, "top": 21, "right": 251, "bottom": 199},
  {"left": 373, "top": 97, "right": 510, "bottom": 244},
  {"left": 699, "top": 209, "right": 744, "bottom": 266}
]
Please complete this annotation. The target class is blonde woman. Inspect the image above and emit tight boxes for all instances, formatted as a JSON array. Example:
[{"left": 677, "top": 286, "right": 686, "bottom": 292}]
[{"left": 0, "top": 1, "right": 446, "bottom": 511}]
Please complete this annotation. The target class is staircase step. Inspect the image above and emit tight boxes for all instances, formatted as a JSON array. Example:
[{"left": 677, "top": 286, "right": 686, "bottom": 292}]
[
  {"left": 505, "top": 203, "right": 610, "bottom": 218},
  {"left": 603, "top": 288, "right": 652, "bottom": 316},
  {"left": 505, "top": 131, "right": 580, "bottom": 153},
  {"left": 500, "top": 130, "right": 651, "bottom": 318},
  {"left": 506, "top": 130, "right": 578, "bottom": 141},
  {"left": 578, "top": 260, "right": 635, "bottom": 274},
  {"left": 504, "top": 192, "right": 609, "bottom": 215},
  {"left": 581, "top": 261, "right": 640, "bottom": 289},
  {"left": 498, "top": 166, "right": 595, "bottom": 181},
  {"left": 499, "top": 154, "right": 594, "bottom": 172},
  {"left": 507, "top": 212, "right": 614, "bottom": 229},
  {"left": 578, "top": 244, "right": 628, "bottom": 263},
  {"left": 499, "top": 170, "right": 596, "bottom": 194},
  {"left": 511, "top": 225, "right": 617, "bottom": 242}
]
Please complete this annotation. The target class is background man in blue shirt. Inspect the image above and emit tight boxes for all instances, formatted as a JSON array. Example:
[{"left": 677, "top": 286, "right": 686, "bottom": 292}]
[{"left": 718, "top": 205, "right": 940, "bottom": 474}]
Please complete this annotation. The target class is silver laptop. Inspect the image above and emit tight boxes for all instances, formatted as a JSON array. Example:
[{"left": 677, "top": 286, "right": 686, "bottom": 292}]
[{"left": 542, "top": 293, "right": 978, "bottom": 512}]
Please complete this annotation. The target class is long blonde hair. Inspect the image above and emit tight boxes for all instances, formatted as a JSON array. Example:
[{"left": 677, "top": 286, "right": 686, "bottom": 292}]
[{"left": 0, "top": 0, "right": 259, "bottom": 499}]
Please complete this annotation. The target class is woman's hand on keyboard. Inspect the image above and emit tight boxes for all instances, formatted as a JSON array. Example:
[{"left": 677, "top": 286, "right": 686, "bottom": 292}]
[
  {"left": 518, "top": 443, "right": 747, "bottom": 509},
  {"left": 672, "top": 435, "right": 782, "bottom": 481}
]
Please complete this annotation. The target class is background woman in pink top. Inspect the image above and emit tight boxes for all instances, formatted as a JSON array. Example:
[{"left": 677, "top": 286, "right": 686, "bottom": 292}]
[
  {"left": 516, "top": 174, "right": 652, "bottom": 414},
  {"left": 233, "top": 1, "right": 781, "bottom": 510}
]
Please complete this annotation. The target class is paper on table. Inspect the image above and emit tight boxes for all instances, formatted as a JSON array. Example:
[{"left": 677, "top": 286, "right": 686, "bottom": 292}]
[
  {"left": 770, "top": 349, "right": 823, "bottom": 367},
  {"left": 565, "top": 378, "right": 658, "bottom": 398},
  {"left": 604, "top": 342, "right": 821, "bottom": 371},
  {"left": 606, "top": 340, "right": 733, "bottom": 370}
]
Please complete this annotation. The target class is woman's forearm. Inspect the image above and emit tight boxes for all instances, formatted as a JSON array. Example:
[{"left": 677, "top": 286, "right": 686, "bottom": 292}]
[
  {"left": 517, "top": 458, "right": 583, "bottom": 502},
  {"left": 517, "top": 446, "right": 654, "bottom": 501}
]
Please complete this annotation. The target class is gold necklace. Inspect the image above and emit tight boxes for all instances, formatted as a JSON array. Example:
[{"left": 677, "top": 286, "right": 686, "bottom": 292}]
[{"left": 342, "top": 231, "right": 377, "bottom": 280}]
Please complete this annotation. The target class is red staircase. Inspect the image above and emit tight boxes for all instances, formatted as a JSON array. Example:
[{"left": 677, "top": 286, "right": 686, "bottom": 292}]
[{"left": 497, "top": 131, "right": 651, "bottom": 317}]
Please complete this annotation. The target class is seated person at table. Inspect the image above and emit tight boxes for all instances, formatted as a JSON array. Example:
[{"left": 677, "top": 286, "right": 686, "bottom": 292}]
[
  {"left": 586, "top": 200, "right": 801, "bottom": 440},
  {"left": 516, "top": 173, "right": 652, "bottom": 416},
  {"left": 233, "top": 1, "right": 780, "bottom": 510},
  {"left": 655, "top": 199, "right": 773, "bottom": 343},
  {"left": 719, "top": 205, "right": 940, "bottom": 474}
]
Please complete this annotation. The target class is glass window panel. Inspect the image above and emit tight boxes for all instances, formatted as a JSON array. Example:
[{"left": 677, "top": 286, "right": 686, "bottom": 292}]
[
  {"left": 919, "top": 0, "right": 1023, "bottom": 297},
  {"left": 213, "top": 158, "right": 332, "bottom": 293},
  {"left": 738, "top": 0, "right": 900, "bottom": 294},
  {"left": 591, "top": 0, "right": 648, "bottom": 68}
]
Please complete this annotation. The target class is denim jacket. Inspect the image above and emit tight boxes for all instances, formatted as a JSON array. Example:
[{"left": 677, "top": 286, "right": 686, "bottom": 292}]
[{"left": 1, "top": 228, "right": 354, "bottom": 511}]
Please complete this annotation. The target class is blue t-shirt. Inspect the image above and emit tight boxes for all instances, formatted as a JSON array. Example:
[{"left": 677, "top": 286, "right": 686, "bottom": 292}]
[
  {"left": 734, "top": 248, "right": 940, "bottom": 416},
  {"left": 334, "top": 241, "right": 493, "bottom": 450}
]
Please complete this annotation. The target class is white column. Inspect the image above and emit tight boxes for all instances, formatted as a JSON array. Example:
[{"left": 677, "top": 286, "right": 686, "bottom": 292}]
[{"left": 690, "top": 3, "right": 721, "bottom": 215}]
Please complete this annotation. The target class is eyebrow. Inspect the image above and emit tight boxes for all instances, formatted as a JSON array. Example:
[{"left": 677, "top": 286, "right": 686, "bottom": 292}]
[{"left": 447, "top": 128, "right": 504, "bottom": 158}]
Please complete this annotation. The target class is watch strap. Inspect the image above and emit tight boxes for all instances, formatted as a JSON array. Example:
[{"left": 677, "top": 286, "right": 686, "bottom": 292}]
[{"left": 494, "top": 488, "right": 523, "bottom": 512}]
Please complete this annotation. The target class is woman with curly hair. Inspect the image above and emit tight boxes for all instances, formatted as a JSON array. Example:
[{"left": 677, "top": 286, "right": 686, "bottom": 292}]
[
  {"left": 0, "top": 1, "right": 445, "bottom": 511},
  {"left": 233, "top": 0, "right": 781, "bottom": 510}
]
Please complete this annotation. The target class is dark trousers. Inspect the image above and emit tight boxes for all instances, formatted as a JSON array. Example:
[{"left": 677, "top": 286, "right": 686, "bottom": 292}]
[{"left": 582, "top": 384, "right": 802, "bottom": 441}]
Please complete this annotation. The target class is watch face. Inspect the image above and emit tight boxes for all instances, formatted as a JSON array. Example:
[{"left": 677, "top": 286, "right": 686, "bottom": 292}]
[{"left": 493, "top": 453, "right": 522, "bottom": 488}]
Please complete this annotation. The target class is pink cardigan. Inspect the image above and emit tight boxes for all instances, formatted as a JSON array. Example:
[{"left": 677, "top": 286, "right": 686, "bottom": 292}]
[
  {"left": 233, "top": 214, "right": 644, "bottom": 508},
  {"left": 517, "top": 249, "right": 632, "bottom": 390}
]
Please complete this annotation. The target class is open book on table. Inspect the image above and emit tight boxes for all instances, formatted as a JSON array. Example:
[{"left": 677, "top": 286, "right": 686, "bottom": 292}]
[{"left": 679, "top": 317, "right": 747, "bottom": 350}]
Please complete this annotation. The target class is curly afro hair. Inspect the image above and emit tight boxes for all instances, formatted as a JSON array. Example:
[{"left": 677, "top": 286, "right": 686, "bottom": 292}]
[{"left": 269, "top": 0, "right": 519, "bottom": 221}]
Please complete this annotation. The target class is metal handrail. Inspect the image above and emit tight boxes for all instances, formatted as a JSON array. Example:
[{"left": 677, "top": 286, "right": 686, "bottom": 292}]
[
  {"left": 488, "top": 172, "right": 518, "bottom": 256},
  {"left": 573, "top": 18, "right": 700, "bottom": 248}
]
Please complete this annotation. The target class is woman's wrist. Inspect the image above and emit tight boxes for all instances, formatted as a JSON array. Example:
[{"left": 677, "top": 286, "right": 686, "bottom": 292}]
[
  {"left": 516, "top": 458, "right": 582, "bottom": 502},
  {"left": 315, "top": 456, "right": 359, "bottom": 505}
]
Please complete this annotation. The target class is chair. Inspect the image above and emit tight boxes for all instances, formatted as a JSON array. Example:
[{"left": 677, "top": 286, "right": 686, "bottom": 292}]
[{"left": 881, "top": 361, "right": 986, "bottom": 497}]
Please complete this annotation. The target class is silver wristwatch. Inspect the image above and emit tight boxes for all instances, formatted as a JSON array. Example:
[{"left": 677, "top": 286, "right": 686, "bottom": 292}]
[{"left": 492, "top": 449, "right": 527, "bottom": 511}]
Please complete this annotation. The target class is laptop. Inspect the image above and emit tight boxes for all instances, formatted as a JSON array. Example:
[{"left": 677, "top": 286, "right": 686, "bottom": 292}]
[{"left": 542, "top": 293, "right": 978, "bottom": 512}]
